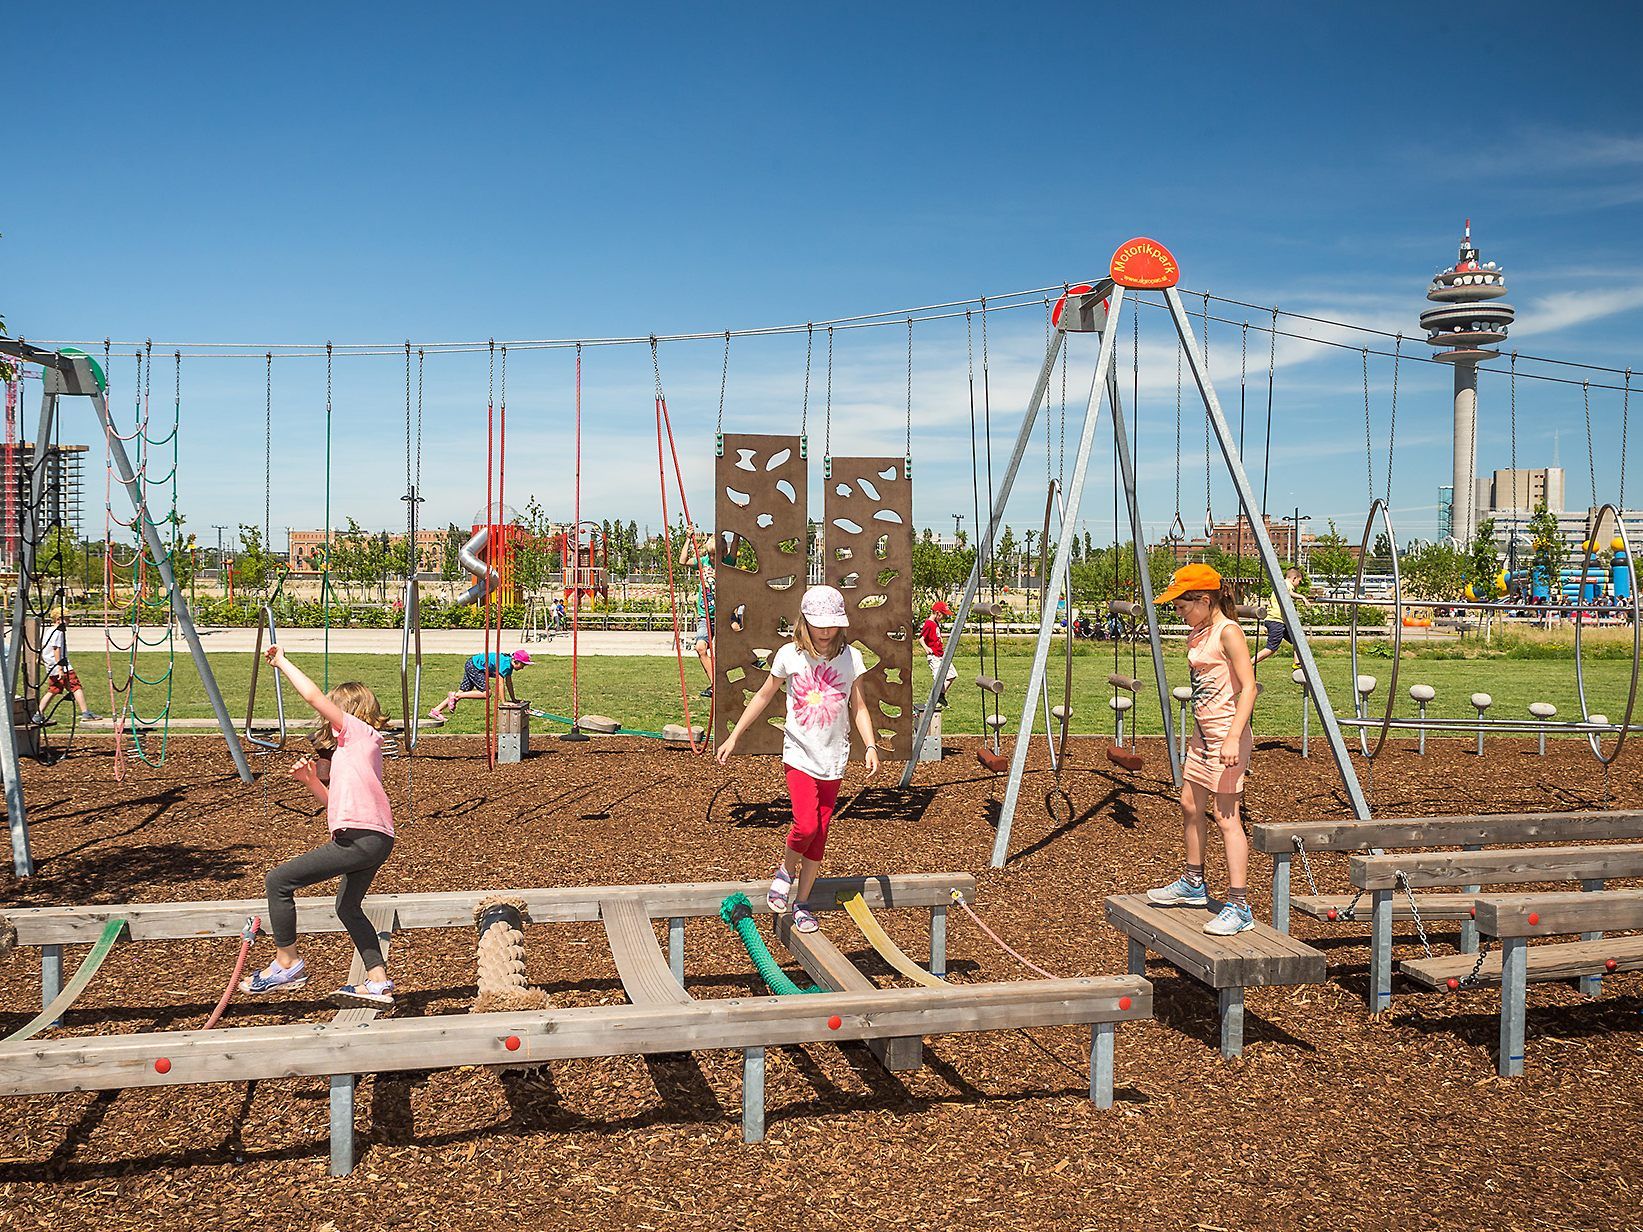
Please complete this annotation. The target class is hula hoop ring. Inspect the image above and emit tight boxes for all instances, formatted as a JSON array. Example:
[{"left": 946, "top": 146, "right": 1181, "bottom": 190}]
[
  {"left": 1572, "top": 504, "right": 1641, "bottom": 765},
  {"left": 1347, "top": 499, "right": 1403, "bottom": 760}
]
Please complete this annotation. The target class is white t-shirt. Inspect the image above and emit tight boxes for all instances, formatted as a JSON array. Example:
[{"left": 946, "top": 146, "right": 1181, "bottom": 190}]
[
  {"left": 41, "top": 627, "right": 67, "bottom": 672},
  {"left": 769, "top": 641, "right": 867, "bottom": 781}
]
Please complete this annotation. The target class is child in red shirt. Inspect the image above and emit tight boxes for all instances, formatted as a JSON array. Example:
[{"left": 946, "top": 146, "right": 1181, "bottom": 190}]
[{"left": 920, "top": 600, "right": 956, "bottom": 702}]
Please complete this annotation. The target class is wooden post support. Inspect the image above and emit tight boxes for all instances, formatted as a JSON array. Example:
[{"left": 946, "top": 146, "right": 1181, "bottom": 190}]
[
  {"left": 41, "top": 945, "right": 62, "bottom": 1016},
  {"left": 928, "top": 904, "right": 947, "bottom": 979},
  {"left": 330, "top": 1074, "right": 357, "bottom": 1176},
  {"left": 668, "top": 917, "right": 685, "bottom": 986},
  {"left": 1127, "top": 937, "right": 1146, "bottom": 978},
  {"left": 1459, "top": 843, "right": 1481, "bottom": 954},
  {"left": 1089, "top": 1022, "right": 1115, "bottom": 1109},
  {"left": 1498, "top": 937, "right": 1528, "bottom": 1078},
  {"left": 1579, "top": 878, "right": 1604, "bottom": 997},
  {"left": 1370, "top": 889, "right": 1394, "bottom": 1012},
  {"left": 741, "top": 1046, "right": 765, "bottom": 1143},
  {"left": 1271, "top": 853, "right": 1292, "bottom": 935},
  {"left": 1219, "top": 987, "right": 1244, "bottom": 1059}
]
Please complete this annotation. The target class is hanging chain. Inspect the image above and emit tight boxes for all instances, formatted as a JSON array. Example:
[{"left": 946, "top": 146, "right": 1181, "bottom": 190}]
[
  {"left": 415, "top": 348, "right": 424, "bottom": 496},
  {"left": 1361, "top": 349, "right": 1375, "bottom": 505},
  {"left": 1261, "top": 307, "right": 1277, "bottom": 525},
  {"left": 1584, "top": 380, "right": 1597, "bottom": 507},
  {"left": 905, "top": 317, "right": 913, "bottom": 471},
  {"left": 264, "top": 352, "right": 273, "bottom": 548},
  {"left": 1174, "top": 344, "right": 1183, "bottom": 528},
  {"left": 1200, "top": 292, "right": 1211, "bottom": 368},
  {"left": 1059, "top": 317, "right": 1068, "bottom": 487},
  {"left": 1396, "top": 871, "right": 1434, "bottom": 959},
  {"left": 1622, "top": 369, "right": 1632, "bottom": 509},
  {"left": 1293, "top": 837, "right": 1321, "bottom": 896},
  {"left": 717, "top": 330, "right": 730, "bottom": 442},
  {"left": 800, "top": 324, "right": 813, "bottom": 441},
  {"left": 1509, "top": 352, "right": 1518, "bottom": 477},
  {"left": 1385, "top": 334, "right": 1402, "bottom": 505},
  {"left": 1045, "top": 298, "right": 1053, "bottom": 486},
  {"left": 404, "top": 340, "right": 413, "bottom": 503},
  {"left": 1456, "top": 938, "right": 1493, "bottom": 990},
  {"left": 649, "top": 336, "right": 663, "bottom": 402},
  {"left": 824, "top": 325, "right": 834, "bottom": 466}
]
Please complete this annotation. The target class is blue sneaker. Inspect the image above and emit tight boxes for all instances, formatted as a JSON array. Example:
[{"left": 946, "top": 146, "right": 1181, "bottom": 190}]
[
  {"left": 242, "top": 957, "right": 307, "bottom": 993},
  {"left": 1204, "top": 903, "right": 1255, "bottom": 936},
  {"left": 1146, "top": 876, "right": 1209, "bottom": 907}
]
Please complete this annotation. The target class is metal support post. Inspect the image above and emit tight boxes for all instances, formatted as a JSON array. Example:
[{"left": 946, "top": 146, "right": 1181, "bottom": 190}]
[
  {"left": 1579, "top": 878, "right": 1604, "bottom": 997},
  {"left": 668, "top": 917, "right": 685, "bottom": 986},
  {"left": 928, "top": 903, "right": 947, "bottom": 978},
  {"left": 1127, "top": 937, "right": 1146, "bottom": 977},
  {"left": 1165, "top": 288, "right": 1370, "bottom": 821},
  {"left": 900, "top": 330, "right": 1067, "bottom": 789},
  {"left": 993, "top": 289, "right": 1126, "bottom": 867},
  {"left": 1108, "top": 361, "right": 1181, "bottom": 787},
  {"left": 89, "top": 387, "right": 253, "bottom": 785},
  {"left": 41, "top": 945, "right": 62, "bottom": 1013},
  {"left": 1369, "top": 889, "right": 1393, "bottom": 1012},
  {"left": 1219, "top": 987, "right": 1245, "bottom": 1059},
  {"left": 741, "top": 1046, "right": 766, "bottom": 1142},
  {"left": 1460, "top": 843, "right": 1481, "bottom": 954},
  {"left": 1271, "top": 852, "right": 1292, "bottom": 934},
  {"left": 1089, "top": 1022, "right": 1115, "bottom": 1108},
  {"left": 330, "top": 1074, "right": 357, "bottom": 1175},
  {"left": 1498, "top": 937, "right": 1527, "bottom": 1077}
]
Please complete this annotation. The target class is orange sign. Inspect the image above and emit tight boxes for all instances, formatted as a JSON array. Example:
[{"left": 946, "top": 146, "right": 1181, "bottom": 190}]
[{"left": 1109, "top": 237, "right": 1180, "bottom": 289}]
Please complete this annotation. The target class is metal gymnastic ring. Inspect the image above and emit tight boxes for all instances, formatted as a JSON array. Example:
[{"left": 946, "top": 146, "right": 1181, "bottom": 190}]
[
  {"left": 1039, "top": 480, "right": 1075, "bottom": 770},
  {"left": 401, "top": 578, "right": 423, "bottom": 755},
  {"left": 1348, "top": 499, "right": 1403, "bottom": 761},
  {"left": 1573, "top": 504, "right": 1641, "bottom": 766},
  {"left": 244, "top": 604, "right": 287, "bottom": 752}
]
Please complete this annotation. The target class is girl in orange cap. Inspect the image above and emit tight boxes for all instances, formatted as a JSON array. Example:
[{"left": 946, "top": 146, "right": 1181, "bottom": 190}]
[{"left": 1146, "top": 563, "right": 1258, "bottom": 935}]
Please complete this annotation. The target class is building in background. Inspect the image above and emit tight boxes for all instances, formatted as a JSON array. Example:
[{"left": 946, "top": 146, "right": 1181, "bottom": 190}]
[
  {"left": 0, "top": 442, "right": 89, "bottom": 569},
  {"left": 286, "top": 528, "right": 447, "bottom": 576},
  {"left": 1421, "top": 220, "right": 1514, "bottom": 547},
  {"left": 1437, "top": 485, "right": 1454, "bottom": 542}
]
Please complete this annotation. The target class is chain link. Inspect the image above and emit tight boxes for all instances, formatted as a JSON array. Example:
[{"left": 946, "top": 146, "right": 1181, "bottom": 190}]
[
  {"left": 1294, "top": 837, "right": 1321, "bottom": 896},
  {"left": 905, "top": 317, "right": 913, "bottom": 469},
  {"left": 1396, "top": 870, "right": 1434, "bottom": 959},
  {"left": 1361, "top": 348, "right": 1374, "bottom": 505},
  {"left": 1584, "top": 380, "right": 1597, "bottom": 508},
  {"left": 1386, "top": 334, "right": 1402, "bottom": 505},
  {"left": 1456, "top": 937, "right": 1493, "bottom": 989},
  {"left": 264, "top": 352, "right": 273, "bottom": 548},
  {"left": 800, "top": 324, "right": 812, "bottom": 439},
  {"left": 717, "top": 330, "right": 730, "bottom": 439},
  {"left": 824, "top": 325, "right": 834, "bottom": 461},
  {"left": 1509, "top": 352, "right": 1518, "bottom": 476},
  {"left": 1623, "top": 369, "right": 1632, "bottom": 509}
]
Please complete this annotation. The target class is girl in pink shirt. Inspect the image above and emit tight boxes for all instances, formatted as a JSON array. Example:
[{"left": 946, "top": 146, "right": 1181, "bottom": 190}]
[{"left": 244, "top": 646, "right": 398, "bottom": 1007}]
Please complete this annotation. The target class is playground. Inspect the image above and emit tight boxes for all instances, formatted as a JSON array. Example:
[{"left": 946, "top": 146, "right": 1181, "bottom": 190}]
[{"left": 0, "top": 734, "right": 1638, "bottom": 1230}]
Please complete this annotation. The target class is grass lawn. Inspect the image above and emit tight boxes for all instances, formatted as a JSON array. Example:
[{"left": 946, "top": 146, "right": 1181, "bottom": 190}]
[{"left": 106, "top": 633, "right": 1641, "bottom": 742}]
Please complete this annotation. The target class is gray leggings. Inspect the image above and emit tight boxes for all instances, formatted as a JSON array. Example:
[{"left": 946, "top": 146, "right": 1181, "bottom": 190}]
[{"left": 265, "top": 828, "right": 395, "bottom": 970}]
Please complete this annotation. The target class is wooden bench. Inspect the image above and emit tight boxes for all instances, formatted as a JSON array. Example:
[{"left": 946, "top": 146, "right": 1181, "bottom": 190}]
[
  {"left": 1104, "top": 894, "right": 1325, "bottom": 1058},
  {"left": 1350, "top": 843, "right": 1643, "bottom": 1012},
  {"left": 1253, "top": 810, "right": 1643, "bottom": 936},
  {"left": 1475, "top": 890, "right": 1643, "bottom": 1076}
]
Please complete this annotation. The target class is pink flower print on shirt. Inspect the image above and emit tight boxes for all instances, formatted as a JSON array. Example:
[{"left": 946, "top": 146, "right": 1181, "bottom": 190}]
[{"left": 791, "top": 662, "right": 846, "bottom": 729}]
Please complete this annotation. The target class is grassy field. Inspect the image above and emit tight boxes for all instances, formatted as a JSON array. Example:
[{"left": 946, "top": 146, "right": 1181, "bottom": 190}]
[{"left": 100, "top": 630, "right": 1643, "bottom": 741}]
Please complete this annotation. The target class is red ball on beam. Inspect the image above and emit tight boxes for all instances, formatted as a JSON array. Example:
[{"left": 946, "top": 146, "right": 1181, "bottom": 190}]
[
  {"left": 1118, "top": 996, "right": 1132, "bottom": 1011},
  {"left": 154, "top": 1057, "right": 172, "bottom": 1074},
  {"left": 504, "top": 1035, "right": 521, "bottom": 1051},
  {"left": 1528, "top": 912, "right": 1540, "bottom": 926},
  {"left": 827, "top": 1015, "right": 842, "bottom": 1031}
]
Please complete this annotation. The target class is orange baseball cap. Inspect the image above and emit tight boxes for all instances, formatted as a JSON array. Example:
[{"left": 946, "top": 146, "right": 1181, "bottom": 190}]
[{"left": 1155, "top": 563, "right": 1223, "bottom": 604}]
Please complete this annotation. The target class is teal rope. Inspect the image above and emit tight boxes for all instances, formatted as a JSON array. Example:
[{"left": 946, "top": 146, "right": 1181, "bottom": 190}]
[{"left": 719, "top": 893, "right": 822, "bottom": 995}]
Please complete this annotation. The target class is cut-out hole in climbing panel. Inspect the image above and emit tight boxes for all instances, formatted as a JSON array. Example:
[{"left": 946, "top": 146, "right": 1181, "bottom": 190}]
[
  {"left": 874, "top": 534, "right": 890, "bottom": 560},
  {"left": 872, "top": 509, "right": 903, "bottom": 524},
  {"left": 767, "top": 448, "right": 792, "bottom": 470},
  {"left": 776, "top": 479, "right": 796, "bottom": 503},
  {"left": 767, "top": 575, "right": 797, "bottom": 591},
  {"left": 726, "top": 487, "right": 751, "bottom": 508},
  {"left": 832, "top": 517, "right": 862, "bottom": 535},
  {"left": 856, "top": 477, "right": 881, "bottom": 502},
  {"left": 735, "top": 449, "right": 758, "bottom": 472},
  {"left": 859, "top": 593, "right": 887, "bottom": 609}
]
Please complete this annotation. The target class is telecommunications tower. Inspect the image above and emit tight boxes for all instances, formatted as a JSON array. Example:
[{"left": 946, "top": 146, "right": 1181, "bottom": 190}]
[{"left": 1420, "top": 220, "right": 1514, "bottom": 546}]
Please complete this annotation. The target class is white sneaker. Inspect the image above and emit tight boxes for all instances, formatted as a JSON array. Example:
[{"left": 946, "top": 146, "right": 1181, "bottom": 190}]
[
  {"left": 1146, "top": 876, "right": 1209, "bottom": 907},
  {"left": 1203, "top": 903, "right": 1255, "bottom": 936}
]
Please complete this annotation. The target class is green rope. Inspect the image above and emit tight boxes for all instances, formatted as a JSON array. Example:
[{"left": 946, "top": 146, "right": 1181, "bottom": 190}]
[{"left": 719, "top": 893, "right": 822, "bottom": 996}]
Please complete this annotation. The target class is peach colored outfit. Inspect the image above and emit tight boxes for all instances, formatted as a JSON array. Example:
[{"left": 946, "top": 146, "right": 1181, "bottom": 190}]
[{"left": 1183, "top": 616, "right": 1253, "bottom": 794}]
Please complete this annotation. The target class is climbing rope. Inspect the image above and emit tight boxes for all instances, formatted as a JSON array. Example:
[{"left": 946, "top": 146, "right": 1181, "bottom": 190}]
[{"left": 949, "top": 890, "right": 1058, "bottom": 980}]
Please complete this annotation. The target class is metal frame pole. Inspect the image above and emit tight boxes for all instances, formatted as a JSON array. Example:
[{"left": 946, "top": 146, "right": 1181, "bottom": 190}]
[
  {"left": 899, "top": 329, "right": 1066, "bottom": 789},
  {"left": 1107, "top": 360, "right": 1181, "bottom": 787},
  {"left": 992, "top": 287, "right": 1126, "bottom": 867},
  {"left": 90, "top": 385, "right": 253, "bottom": 785},
  {"left": 1164, "top": 288, "right": 1370, "bottom": 821}
]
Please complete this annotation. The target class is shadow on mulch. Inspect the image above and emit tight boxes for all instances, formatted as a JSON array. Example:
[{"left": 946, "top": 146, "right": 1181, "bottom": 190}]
[{"left": 29, "top": 841, "right": 259, "bottom": 903}]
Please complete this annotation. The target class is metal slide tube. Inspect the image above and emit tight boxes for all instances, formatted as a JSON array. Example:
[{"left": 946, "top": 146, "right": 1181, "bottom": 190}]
[
  {"left": 1107, "top": 362, "right": 1181, "bottom": 787},
  {"left": 1164, "top": 288, "right": 1370, "bottom": 821},
  {"left": 992, "top": 288, "right": 1126, "bottom": 867},
  {"left": 91, "top": 388, "right": 254, "bottom": 785},
  {"left": 898, "top": 331, "right": 1066, "bottom": 789}
]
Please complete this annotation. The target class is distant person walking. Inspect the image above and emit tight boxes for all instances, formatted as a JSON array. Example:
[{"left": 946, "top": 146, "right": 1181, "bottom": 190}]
[
  {"left": 919, "top": 600, "right": 957, "bottom": 703},
  {"left": 1253, "top": 567, "right": 1306, "bottom": 668}
]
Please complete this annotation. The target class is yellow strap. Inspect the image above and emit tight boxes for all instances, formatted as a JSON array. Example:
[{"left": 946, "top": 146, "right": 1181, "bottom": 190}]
[{"left": 838, "top": 893, "right": 945, "bottom": 988}]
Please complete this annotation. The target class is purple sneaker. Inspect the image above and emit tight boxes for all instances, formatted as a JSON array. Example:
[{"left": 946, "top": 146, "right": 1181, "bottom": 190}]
[
  {"left": 242, "top": 957, "right": 307, "bottom": 994},
  {"left": 331, "top": 980, "right": 395, "bottom": 1009}
]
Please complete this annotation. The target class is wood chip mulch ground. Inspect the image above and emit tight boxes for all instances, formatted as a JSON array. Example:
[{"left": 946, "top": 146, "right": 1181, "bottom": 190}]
[{"left": 1, "top": 732, "right": 1640, "bottom": 1232}]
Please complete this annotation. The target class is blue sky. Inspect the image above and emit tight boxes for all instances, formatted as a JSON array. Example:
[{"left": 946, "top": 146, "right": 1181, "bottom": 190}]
[{"left": 7, "top": 3, "right": 1642, "bottom": 553}]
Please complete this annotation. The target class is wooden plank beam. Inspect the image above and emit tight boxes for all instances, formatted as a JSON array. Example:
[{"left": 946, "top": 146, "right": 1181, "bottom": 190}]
[
  {"left": 1, "top": 873, "right": 978, "bottom": 946},
  {"left": 1349, "top": 845, "right": 1643, "bottom": 891},
  {"left": 1401, "top": 934, "right": 1643, "bottom": 989},
  {"left": 1103, "top": 895, "right": 1325, "bottom": 988},
  {"left": 0, "top": 976, "right": 1151, "bottom": 1097},
  {"left": 601, "top": 900, "right": 691, "bottom": 1006},
  {"left": 1293, "top": 893, "right": 1481, "bottom": 921},
  {"left": 1475, "top": 889, "right": 1643, "bottom": 938},
  {"left": 1251, "top": 810, "right": 1643, "bottom": 855},
  {"left": 774, "top": 914, "right": 921, "bottom": 1071}
]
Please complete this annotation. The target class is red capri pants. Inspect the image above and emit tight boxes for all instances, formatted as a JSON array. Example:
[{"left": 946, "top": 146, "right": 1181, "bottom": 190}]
[{"left": 785, "top": 765, "right": 841, "bottom": 861}]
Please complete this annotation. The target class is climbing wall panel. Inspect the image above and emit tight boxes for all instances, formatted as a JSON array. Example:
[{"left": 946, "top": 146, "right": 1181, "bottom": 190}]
[
  {"left": 824, "top": 458, "right": 913, "bottom": 760},
  {"left": 715, "top": 434, "right": 809, "bottom": 755}
]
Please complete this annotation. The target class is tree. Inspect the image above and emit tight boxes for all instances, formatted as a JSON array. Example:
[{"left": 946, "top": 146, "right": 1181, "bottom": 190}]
[
  {"left": 236, "top": 524, "right": 275, "bottom": 593},
  {"left": 1526, "top": 502, "right": 1566, "bottom": 596},
  {"left": 1308, "top": 520, "right": 1357, "bottom": 591},
  {"left": 995, "top": 526, "right": 1017, "bottom": 587},
  {"left": 441, "top": 523, "right": 467, "bottom": 583},
  {"left": 1371, "top": 531, "right": 1394, "bottom": 568},
  {"left": 1466, "top": 517, "right": 1499, "bottom": 598},
  {"left": 1402, "top": 539, "right": 1465, "bottom": 600}
]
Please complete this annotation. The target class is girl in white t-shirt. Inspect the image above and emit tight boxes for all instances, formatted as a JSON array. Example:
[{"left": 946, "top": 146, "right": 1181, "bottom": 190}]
[{"left": 716, "top": 585, "right": 881, "bottom": 932}]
